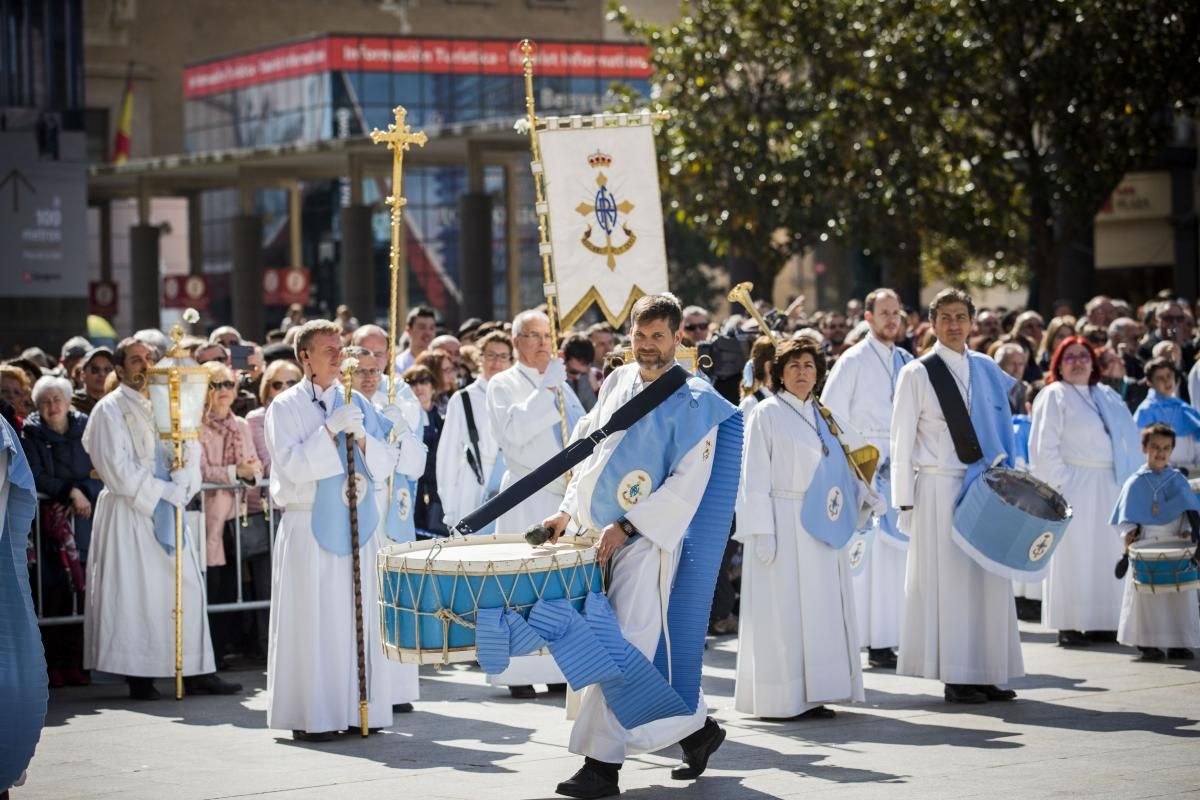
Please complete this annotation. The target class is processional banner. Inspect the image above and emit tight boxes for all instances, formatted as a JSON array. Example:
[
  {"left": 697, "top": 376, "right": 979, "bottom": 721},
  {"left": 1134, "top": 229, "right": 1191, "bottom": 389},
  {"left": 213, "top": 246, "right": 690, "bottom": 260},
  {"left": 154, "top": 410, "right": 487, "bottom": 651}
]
[{"left": 537, "top": 114, "right": 669, "bottom": 328}]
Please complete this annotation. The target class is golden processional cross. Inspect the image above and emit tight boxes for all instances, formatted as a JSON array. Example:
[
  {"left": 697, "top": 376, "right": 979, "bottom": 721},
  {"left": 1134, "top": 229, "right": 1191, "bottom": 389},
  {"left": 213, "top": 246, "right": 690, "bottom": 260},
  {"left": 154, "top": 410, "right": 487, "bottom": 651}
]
[{"left": 369, "top": 106, "right": 427, "bottom": 408}]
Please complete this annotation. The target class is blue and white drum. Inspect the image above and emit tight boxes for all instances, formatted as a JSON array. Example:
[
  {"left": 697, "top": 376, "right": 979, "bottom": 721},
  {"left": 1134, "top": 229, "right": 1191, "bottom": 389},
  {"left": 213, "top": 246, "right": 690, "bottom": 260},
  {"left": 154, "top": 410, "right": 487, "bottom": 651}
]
[
  {"left": 952, "top": 467, "right": 1073, "bottom": 581},
  {"left": 1129, "top": 539, "right": 1200, "bottom": 594},
  {"left": 376, "top": 533, "right": 603, "bottom": 665}
]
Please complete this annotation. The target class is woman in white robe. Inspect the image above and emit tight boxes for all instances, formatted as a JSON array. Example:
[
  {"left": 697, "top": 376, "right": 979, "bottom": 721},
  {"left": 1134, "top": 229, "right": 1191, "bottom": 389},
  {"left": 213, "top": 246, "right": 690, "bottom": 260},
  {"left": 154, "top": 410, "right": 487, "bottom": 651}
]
[
  {"left": 1029, "top": 337, "right": 1138, "bottom": 646},
  {"left": 734, "top": 339, "right": 877, "bottom": 719}
]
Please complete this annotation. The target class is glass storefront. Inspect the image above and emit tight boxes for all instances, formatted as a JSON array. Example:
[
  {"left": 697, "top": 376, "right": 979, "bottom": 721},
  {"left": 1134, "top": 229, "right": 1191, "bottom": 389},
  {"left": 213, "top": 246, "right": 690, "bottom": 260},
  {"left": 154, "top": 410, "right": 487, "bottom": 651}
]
[{"left": 183, "top": 35, "right": 650, "bottom": 326}]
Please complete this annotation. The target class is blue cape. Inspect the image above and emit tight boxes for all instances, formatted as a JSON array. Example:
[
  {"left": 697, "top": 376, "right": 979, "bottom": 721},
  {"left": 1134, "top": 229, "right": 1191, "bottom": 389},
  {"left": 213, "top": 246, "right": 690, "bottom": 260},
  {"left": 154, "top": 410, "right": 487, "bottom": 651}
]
[
  {"left": 0, "top": 416, "right": 47, "bottom": 791},
  {"left": 312, "top": 390, "right": 392, "bottom": 555},
  {"left": 477, "top": 376, "right": 741, "bottom": 729},
  {"left": 1134, "top": 390, "right": 1200, "bottom": 439},
  {"left": 1110, "top": 466, "right": 1200, "bottom": 527}
]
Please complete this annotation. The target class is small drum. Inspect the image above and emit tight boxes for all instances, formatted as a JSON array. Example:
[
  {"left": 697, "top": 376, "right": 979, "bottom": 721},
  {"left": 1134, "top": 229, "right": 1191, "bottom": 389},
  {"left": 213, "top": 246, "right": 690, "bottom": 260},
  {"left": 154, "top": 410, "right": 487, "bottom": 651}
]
[
  {"left": 1129, "top": 539, "right": 1200, "bottom": 594},
  {"left": 953, "top": 467, "right": 1073, "bottom": 580},
  {"left": 377, "top": 533, "right": 602, "bottom": 665}
]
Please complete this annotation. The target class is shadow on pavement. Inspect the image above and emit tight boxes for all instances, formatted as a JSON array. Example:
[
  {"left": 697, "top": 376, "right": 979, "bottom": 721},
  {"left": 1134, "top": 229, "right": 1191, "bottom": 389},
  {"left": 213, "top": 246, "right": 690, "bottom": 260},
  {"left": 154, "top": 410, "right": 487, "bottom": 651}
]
[{"left": 738, "top": 707, "right": 1021, "bottom": 751}]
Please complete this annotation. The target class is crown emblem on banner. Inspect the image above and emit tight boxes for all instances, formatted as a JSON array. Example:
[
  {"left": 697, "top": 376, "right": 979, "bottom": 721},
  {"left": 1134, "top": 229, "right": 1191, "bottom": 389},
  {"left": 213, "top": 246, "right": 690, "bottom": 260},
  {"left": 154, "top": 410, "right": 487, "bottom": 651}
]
[{"left": 587, "top": 150, "right": 613, "bottom": 168}]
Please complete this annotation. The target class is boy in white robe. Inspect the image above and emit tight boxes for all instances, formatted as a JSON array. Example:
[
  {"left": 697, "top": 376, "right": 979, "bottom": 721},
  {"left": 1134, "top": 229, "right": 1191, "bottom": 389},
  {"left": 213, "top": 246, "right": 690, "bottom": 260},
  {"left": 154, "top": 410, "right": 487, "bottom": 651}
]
[
  {"left": 891, "top": 289, "right": 1024, "bottom": 704},
  {"left": 1113, "top": 422, "right": 1200, "bottom": 661}
]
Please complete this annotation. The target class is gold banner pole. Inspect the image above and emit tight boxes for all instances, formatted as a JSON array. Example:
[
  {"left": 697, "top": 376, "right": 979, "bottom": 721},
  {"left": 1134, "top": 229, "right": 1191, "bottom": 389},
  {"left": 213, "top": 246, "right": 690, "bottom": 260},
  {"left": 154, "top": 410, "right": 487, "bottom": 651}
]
[
  {"left": 172, "top": 437, "right": 184, "bottom": 700},
  {"left": 520, "top": 39, "right": 571, "bottom": 451}
]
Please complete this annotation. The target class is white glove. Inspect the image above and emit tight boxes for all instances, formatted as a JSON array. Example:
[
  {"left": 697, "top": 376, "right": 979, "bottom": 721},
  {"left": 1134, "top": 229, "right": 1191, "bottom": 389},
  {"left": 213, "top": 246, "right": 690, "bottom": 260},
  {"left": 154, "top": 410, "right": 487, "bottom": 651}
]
[
  {"left": 754, "top": 534, "right": 777, "bottom": 565},
  {"left": 380, "top": 402, "right": 416, "bottom": 434},
  {"left": 540, "top": 358, "right": 566, "bottom": 389},
  {"left": 326, "top": 405, "right": 365, "bottom": 437},
  {"left": 169, "top": 468, "right": 190, "bottom": 487},
  {"left": 161, "top": 480, "right": 188, "bottom": 509},
  {"left": 897, "top": 508, "right": 914, "bottom": 534}
]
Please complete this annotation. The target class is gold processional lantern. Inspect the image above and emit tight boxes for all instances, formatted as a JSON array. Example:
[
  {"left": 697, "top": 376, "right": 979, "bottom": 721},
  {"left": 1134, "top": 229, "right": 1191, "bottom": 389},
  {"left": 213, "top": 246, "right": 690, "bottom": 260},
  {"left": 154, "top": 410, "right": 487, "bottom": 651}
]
[{"left": 146, "top": 307, "right": 209, "bottom": 700}]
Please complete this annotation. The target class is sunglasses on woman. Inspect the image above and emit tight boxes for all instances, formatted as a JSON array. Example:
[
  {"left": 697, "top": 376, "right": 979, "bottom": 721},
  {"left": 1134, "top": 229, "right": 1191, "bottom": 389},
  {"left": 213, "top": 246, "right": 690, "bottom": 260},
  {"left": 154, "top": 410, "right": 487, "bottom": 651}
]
[
  {"left": 270, "top": 379, "right": 299, "bottom": 390},
  {"left": 209, "top": 380, "right": 237, "bottom": 391}
]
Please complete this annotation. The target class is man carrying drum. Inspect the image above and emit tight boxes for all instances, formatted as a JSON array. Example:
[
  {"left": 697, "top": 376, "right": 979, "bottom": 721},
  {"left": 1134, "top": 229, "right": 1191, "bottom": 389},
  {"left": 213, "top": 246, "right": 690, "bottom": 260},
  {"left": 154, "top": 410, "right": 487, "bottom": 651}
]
[
  {"left": 542, "top": 295, "right": 740, "bottom": 799},
  {"left": 890, "top": 288, "right": 1024, "bottom": 704}
]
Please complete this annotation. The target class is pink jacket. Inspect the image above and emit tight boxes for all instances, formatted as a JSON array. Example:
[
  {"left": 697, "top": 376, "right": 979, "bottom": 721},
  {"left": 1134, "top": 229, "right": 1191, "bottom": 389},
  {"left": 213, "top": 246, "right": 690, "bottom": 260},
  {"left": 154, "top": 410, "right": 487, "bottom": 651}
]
[{"left": 199, "top": 413, "right": 257, "bottom": 566}]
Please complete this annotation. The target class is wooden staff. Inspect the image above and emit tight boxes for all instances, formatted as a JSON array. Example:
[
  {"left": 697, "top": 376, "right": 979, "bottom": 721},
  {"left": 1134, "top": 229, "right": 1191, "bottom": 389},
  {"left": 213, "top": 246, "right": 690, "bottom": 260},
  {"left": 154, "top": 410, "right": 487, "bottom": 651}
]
[{"left": 342, "top": 361, "right": 369, "bottom": 736}]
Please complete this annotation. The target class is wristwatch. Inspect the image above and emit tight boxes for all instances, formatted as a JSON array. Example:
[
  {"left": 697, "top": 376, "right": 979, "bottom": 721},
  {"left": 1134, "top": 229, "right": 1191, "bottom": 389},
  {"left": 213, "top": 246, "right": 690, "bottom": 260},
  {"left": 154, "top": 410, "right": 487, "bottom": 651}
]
[
  {"left": 616, "top": 517, "right": 638, "bottom": 537},
  {"left": 899, "top": 505, "right": 913, "bottom": 511}
]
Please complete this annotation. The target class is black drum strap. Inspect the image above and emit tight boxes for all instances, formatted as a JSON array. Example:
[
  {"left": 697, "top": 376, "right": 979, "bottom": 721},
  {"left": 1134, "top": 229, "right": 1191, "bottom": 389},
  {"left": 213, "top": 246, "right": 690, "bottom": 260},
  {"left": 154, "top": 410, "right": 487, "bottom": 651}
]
[
  {"left": 461, "top": 391, "right": 485, "bottom": 485},
  {"left": 451, "top": 365, "right": 690, "bottom": 536},
  {"left": 919, "top": 352, "right": 983, "bottom": 464}
]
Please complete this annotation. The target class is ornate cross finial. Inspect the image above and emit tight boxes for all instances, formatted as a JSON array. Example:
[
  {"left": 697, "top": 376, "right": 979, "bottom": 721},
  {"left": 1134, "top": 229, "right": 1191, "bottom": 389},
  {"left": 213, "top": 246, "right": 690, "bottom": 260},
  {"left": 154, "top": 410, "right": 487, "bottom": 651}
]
[{"left": 369, "top": 105, "right": 428, "bottom": 213}]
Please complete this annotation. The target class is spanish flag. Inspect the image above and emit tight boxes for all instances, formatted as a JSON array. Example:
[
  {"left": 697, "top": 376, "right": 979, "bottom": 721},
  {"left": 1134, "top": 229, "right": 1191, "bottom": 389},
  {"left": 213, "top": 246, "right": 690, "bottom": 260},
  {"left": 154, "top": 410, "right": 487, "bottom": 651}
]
[{"left": 112, "top": 63, "right": 134, "bottom": 164}]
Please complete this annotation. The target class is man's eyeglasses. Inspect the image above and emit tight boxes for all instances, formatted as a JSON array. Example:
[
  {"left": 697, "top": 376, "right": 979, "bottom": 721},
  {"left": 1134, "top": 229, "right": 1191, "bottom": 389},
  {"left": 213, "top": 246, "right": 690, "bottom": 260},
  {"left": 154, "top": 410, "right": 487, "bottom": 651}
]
[
  {"left": 517, "top": 332, "right": 554, "bottom": 343},
  {"left": 683, "top": 323, "right": 708, "bottom": 332},
  {"left": 209, "top": 380, "right": 237, "bottom": 391},
  {"left": 270, "top": 379, "right": 299, "bottom": 391}
]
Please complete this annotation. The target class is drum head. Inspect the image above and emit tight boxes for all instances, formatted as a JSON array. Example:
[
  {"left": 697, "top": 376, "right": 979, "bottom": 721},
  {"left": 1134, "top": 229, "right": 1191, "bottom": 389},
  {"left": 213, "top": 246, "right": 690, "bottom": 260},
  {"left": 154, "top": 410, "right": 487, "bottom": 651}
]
[
  {"left": 379, "top": 532, "right": 598, "bottom": 574},
  {"left": 985, "top": 468, "right": 1070, "bottom": 522},
  {"left": 1129, "top": 538, "right": 1197, "bottom": 560}
]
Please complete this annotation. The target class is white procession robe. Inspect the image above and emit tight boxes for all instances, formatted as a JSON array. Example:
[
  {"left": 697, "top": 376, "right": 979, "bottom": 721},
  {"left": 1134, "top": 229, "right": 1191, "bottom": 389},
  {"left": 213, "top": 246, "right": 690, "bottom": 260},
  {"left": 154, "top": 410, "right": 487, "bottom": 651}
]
[
  {"left": 822, "top": 333, "right": 906, "bottom": 650},
  {"left": 734, "top": 394, "right": 868, "bottom": 717},
  {"left": 560, "top": 363, "right": 717, "bottom": 764},
  {"left": 1029, "top": 382, "right": 1126, "bottom": 632},
  {"left": 437, "top": 377, "right": 498, "bottom": 529},
  {"left": 485, "top": 362, "right": 581, "bottom": 687},
  {"left": 265, "top": 378, "right": 399, "bottom": 732},
  {"left": 1116, "top": 516, "right": 1200, "bottom": 648},
  {"left": 891, "top": 342, "right": 1024, "bottom": 685},
  {"left": 82, "top": 384, "right": 214, "bottom": 677},
  {"left": 370, "top": 387, "right": 427, "bottom": 707}
]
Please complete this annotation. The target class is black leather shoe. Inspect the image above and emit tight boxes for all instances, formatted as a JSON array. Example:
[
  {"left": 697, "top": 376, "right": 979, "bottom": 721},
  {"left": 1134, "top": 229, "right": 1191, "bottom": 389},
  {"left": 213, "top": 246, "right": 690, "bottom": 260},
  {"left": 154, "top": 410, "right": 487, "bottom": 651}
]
[
  {"left": 944, "top": 683, "right": 988, "bottom": 704},
  {"left": 797, "top": 705, "right": 837, "bottom": 719},
  {"left": 292, "top": 730, "right": 337, "bottom": 742},
  {"left": 393, "top": 702, "right": 414, "bottom": 713},
  {"left": 547, "top": 683, "right": 568, "bottom": 693},
  {"left": 508, "top": 685, "right": 537, "bottom": 699},
  {"left": 975, "top": 685, "right": 1016, "bottom": 701},
  {"left": 555, "top": 758, "right": 620, "bottom": 798},
  {"left": 867, "top": 648, "right": 897, "bottom": 668},
  {"left": 127, "top": 677, "right": 161, "bottom": 701},
  {"left": 1084, "top": 630, "right": 1117, "bottom": 643},
  {"left": 1014, "top": 597, "right": 1042, "bottom": 622},
  {"left": 1057, "top": 630, "right": 1089, "bottom": 648},
  {"left": 1137, "top": 647, "right": 1166, "bottom": 662},
  {"left": 185, "top": 673, "right": 243, "bottom": 695},
  {"left": 1167, "top": 648, "right": 1195, "bottom": 660},
  {"left": 671, "top": 717, "right": 725, "bottom": 780}
]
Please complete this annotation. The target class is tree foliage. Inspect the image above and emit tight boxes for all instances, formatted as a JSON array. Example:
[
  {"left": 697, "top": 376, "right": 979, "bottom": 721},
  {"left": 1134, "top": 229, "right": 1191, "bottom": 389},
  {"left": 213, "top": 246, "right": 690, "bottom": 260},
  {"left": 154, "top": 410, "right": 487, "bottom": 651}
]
[{"left": 614, "top": 0, "right": 1200, "bottom": 308}]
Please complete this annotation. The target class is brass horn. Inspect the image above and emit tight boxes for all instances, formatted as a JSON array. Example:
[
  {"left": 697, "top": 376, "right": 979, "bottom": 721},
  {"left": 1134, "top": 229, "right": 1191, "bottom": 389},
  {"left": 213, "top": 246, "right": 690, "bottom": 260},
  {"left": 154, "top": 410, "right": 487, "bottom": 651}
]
[{"left": 727, "top": 281, "right": 779, "bottom": 343}]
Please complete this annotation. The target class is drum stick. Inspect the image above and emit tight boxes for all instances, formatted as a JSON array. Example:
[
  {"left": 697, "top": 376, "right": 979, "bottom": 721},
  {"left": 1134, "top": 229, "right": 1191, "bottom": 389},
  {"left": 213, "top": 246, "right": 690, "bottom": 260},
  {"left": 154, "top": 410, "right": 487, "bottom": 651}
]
[{"left": 343, "top": 364, "right": 370, "bottom": 737}]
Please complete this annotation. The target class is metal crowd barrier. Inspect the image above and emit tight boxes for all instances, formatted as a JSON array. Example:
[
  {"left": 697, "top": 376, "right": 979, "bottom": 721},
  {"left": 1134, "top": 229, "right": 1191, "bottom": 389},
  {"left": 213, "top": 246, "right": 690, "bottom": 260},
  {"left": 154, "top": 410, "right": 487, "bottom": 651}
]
[{"left": 30, "top": 482, "right": 278, "bottom": 626}]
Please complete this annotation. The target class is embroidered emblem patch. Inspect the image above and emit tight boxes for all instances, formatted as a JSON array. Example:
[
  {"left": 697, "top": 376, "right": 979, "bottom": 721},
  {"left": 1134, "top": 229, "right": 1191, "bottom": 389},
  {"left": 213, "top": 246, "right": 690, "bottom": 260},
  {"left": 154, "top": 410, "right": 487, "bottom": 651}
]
[
  {"left": 394, "top": 485, "right": 412, "bottom": 521},
  {"left": 848, "top": 536, "right": 867, "bottom": 570},
  {"left": 341, "top": 473, "right": 369, "bottom": 508},
  {"left": 617, "top": 469, "right": 653, "bottom": 511},
  {"left": 826, "top": 486, "right": 844, "bottom": 522},
  {"left": 1029, "top": 531, "right": 1054, "bottom": 562}
]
